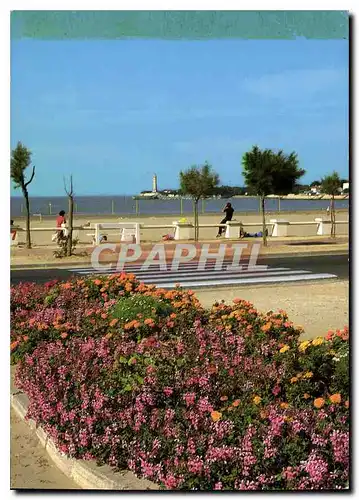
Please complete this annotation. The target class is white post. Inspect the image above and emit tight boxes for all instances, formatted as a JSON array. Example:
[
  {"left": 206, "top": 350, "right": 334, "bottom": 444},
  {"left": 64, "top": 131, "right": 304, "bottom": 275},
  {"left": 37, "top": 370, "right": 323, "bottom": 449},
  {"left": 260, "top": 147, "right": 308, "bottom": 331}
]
[
  {"left": 225, "top": 221, "right": 243, "bottom": 239},
  {"left": 173, "top": 221, "right": 194, "bottom": 240},
  {"left": 94, "top": 224, "right": 100, "bottom": 245},
  {"left": 315, "top": 218, "right": 332, "bottom": 236},
  {"left": 134, "top": 223, "right": 140, "bottom": 243},
  {"left": 270, "top": 219, "right": 290, "bottom": 237}
]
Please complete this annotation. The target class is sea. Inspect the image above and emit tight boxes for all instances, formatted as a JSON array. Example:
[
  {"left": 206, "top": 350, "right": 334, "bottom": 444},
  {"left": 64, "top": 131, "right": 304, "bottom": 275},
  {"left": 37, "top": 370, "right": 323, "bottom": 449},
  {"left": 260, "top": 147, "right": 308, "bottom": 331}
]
[{"left": 10, "top": 195, "right": 349, "bottom": 218}]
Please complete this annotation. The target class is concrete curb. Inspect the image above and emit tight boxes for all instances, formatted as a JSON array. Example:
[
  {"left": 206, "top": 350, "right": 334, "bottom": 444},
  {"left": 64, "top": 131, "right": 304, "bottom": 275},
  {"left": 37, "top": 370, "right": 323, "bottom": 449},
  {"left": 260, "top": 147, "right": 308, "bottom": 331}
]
[
  {"left": 11, "top": 391, "right": 159, "bottom": 490},
  {"left": 10, "top": 248, "right": 349, "bottom": 271}
]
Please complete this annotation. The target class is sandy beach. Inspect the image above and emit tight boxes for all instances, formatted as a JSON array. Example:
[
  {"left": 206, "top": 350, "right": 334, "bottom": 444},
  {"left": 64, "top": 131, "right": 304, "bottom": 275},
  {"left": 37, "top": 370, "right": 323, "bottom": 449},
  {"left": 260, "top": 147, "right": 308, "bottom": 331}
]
[{"left": 12, "top": 209, "right": 349, "bottom": 247}]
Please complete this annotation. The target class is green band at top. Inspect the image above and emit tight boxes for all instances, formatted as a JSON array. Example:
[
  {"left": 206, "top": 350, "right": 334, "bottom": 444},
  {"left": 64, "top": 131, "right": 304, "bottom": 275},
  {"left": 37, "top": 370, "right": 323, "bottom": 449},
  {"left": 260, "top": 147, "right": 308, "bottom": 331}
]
[{"left": 11, "top": 10, "right": 349, "bottom": 40}]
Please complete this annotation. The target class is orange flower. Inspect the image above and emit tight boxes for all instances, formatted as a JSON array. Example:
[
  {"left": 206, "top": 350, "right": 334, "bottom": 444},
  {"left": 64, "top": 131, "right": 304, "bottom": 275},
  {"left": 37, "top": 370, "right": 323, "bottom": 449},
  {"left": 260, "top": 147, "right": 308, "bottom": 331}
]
[
  {"left": 109, "top": 319, "right": 118, "bottom": 327},
  {"left": 10, "top": 341, "right": 19, "bottom": 351},
  {"left": 144, "top": 318, "right": 155, "bottom": 325},
  {"left": 253, "top": 396, "right": 262, "bottom": 405},
  {"left": 101, "top": 313, "right": 108, "bottom": 319},
  {"left": 232, "top": 399, "right": 241, "bottom": 407},
  {"left": 220, "top": 396, "right": 228, "bottom": 401},
  {"left": 93, "top": 279, "right": 102, "bottom": 286},
  {"left": 210, "top": 411, "right": 222, "bottom": 422},
  {"left": 314, "top": 397, "right": 325, "bottom": 409},
  {"left": 61, "top": 282, "right": 72, "bottom": 289},
  {"left": 60, "top": 332, "right": 68, "bottom": 339},
  {"left": 329, "top": 393, "right": 342, "bottom": 404},
  {"left": 280, "top": 402, "right": 289, "bottom": 409},
  {"left": 23, "top": 335, "right": 29, "bottom": 342},
  {"left": 303, "top": 393, "right": 311, "bottom": 400},
  {"left": 105, "top": 333, "right": 113, "bottom": 339},
  {"left": 260, "top": 410, "right": 268, "bottom": 419},
  {"left": 261, "top": 322, "right": 272, "bottom": 332},
  {"left": 290, "top": 377, "right": 299, "bottom": 384},
  {"left": 326, "top": 330, "right": 334, "bottom": 341},
  {"left": 133, "top": 321, "right": 141, "bottom": 329}
]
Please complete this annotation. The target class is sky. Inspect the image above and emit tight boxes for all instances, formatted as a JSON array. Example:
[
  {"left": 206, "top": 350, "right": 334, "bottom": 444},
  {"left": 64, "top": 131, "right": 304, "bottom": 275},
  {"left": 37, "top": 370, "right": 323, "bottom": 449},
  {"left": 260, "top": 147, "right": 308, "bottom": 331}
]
[{"left": 11, "top": 38, "right": 348, "bottom": 196}]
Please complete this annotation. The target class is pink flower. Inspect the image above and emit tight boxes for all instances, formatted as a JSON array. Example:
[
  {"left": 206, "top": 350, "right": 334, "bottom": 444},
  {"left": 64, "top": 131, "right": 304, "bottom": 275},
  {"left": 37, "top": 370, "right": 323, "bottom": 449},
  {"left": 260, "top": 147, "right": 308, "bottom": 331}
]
[
  {"left": 272, "top": 385, "right": 281, "bottom": 396},
  {"left": 163, "top": 387, "right": 173, "bottom": 397}
]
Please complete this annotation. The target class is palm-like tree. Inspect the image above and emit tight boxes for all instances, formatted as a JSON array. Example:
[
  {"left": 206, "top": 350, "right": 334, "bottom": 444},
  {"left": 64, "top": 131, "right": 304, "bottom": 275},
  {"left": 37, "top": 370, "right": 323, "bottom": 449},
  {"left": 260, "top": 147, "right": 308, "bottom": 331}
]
[{"left": 321, "top": 171, "right": 342, "bottom": 238}]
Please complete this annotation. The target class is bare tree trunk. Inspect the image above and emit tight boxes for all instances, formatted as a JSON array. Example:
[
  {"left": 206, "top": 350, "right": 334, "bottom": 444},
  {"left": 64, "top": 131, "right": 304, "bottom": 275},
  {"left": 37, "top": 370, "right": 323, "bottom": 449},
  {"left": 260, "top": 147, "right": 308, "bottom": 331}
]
[
  {"left": 330, "top": 195, "right": 336, "bottom": 238},
  {"left": 64, "top": 175, "right": 74, "bottom": 256},
  {"left": 194, "top": 200, "right": 199, "bottom": 242},
  {"left": 66, "top": 194, "right": 74, "bottom": 256},
  {"left": 261, "top": 195, "right": 267, "bottom": 247},
  {"left": 23, "top": 188, "right": 31, "bottom": 249}
]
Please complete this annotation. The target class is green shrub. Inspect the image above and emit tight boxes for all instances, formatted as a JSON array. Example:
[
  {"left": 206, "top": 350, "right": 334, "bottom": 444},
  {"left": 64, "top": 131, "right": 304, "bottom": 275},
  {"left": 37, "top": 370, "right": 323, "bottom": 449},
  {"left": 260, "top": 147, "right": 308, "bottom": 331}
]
[{"left": 111, "top": 294, "right": 175, "bottom": 324}]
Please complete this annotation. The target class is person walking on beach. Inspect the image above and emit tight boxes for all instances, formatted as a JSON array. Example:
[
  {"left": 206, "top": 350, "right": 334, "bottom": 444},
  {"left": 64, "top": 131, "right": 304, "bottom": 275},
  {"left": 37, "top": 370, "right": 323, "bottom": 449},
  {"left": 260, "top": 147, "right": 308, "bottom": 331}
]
[{"left": 217, "top": 202, "right": 234, "bottom": 237}]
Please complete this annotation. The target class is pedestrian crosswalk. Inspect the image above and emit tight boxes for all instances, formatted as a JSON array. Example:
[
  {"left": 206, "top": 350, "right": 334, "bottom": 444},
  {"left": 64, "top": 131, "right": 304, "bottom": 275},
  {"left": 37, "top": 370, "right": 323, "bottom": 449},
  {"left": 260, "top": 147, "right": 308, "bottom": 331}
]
[{"left": 67, "top": 260, "right": 338, "bottom": 289}]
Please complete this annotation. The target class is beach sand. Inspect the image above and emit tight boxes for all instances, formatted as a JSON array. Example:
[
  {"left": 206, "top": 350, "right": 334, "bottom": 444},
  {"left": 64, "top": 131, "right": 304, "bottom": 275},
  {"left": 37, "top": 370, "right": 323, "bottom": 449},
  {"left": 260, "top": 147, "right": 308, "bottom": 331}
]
[{"left": 12, "top": 209, "right": 348, "bottom": 247}]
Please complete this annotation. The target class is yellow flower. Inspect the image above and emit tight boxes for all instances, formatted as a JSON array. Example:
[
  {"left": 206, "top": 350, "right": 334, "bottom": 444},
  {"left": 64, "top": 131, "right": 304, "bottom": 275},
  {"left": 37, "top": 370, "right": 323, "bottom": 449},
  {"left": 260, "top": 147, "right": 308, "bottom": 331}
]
[
  {"left": 279, "top": 345, "right": 290, "bottom": 353},
  {"left": 253, "top": 396, "right": 262, "bottom": 405},
  {"left": 329, "top": 350, "right": 336, "bottom": 356},
  {"left": 303, "top": 372, "right": 313, "bottom": 379},
  {"left": 290, "top": 377, "right": 299, "bottom": 384},
  {"left": 299, "top": 340, "right": 311, "bottom": 352},
  {"left": 211, "top": 411, "right": 222, "bottom": 422},
  {"left": 312, "top": 336, "right": 324, "bottom": 346}
]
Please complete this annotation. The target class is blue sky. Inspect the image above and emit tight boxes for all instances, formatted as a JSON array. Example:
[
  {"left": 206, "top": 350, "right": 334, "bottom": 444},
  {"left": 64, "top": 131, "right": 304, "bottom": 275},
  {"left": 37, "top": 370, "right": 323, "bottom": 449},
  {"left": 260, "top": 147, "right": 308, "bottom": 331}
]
[{"left": 11, "top": 38, "right": 348, "bottom": 196}]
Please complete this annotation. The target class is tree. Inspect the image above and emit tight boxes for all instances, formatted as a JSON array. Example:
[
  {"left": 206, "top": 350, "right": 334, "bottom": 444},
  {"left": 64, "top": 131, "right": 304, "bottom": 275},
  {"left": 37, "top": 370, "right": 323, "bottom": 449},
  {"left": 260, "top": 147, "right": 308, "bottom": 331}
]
[
  {"left": 64, "top": 175, "right": 74, "bottom": 256},
  {"left": 310, "top": 180, "right": 321, "bottom": 187},
  {"left": 242, "top": 146, "right": 305, "bottom": 246},
  {"left": 179, "top": 163, "right": 219, "bottom": 241},
  {"left": 10, "top": 142, "right": 36, "bottom": 249},
  {"left": 321, "top": 171, "right": 341, "bottom": 238}
]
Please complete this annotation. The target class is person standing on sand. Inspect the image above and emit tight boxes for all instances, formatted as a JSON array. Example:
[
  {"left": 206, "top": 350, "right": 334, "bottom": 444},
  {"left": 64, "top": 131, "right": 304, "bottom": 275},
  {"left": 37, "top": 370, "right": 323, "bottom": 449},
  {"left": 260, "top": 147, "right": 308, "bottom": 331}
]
[{"left": 217, "top": 202, "right": 234, "bottom": 237}]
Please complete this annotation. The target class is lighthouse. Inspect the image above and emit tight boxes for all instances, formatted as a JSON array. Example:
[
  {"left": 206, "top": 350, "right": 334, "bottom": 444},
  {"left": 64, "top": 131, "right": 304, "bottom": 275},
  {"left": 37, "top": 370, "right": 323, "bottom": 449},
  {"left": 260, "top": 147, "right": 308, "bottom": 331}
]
[{"left": 152, "top": 173, "right": 158, "bottom": 193}]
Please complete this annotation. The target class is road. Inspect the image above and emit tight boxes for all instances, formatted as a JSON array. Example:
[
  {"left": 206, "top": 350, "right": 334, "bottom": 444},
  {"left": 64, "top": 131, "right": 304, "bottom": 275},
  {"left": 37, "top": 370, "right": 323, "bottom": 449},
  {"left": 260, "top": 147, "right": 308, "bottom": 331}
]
[{"left": 10, "top": 253, "right": 349, "bottom": 288}]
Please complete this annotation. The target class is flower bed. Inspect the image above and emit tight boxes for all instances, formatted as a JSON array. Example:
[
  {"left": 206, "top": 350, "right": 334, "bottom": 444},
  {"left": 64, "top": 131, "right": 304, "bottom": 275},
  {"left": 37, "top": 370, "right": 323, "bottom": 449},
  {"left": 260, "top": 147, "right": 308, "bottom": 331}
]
[{"left": 11, "top": 275, "right": 349, "bottom": 490}]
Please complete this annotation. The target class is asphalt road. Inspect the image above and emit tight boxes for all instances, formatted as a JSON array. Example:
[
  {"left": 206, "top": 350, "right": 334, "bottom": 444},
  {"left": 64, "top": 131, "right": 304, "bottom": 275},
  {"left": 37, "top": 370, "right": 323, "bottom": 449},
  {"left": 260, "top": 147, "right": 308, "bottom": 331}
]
[{"left": 10, "top": 253, "right": 349, "bottom": 286}]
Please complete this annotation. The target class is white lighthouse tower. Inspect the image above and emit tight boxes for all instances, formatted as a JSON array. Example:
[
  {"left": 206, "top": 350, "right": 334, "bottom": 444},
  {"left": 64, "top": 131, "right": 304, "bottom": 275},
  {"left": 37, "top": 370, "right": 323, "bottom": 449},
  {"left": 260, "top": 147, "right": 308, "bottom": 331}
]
[{"left": 152, "top": 173, "right": 158, "bottom": 193}]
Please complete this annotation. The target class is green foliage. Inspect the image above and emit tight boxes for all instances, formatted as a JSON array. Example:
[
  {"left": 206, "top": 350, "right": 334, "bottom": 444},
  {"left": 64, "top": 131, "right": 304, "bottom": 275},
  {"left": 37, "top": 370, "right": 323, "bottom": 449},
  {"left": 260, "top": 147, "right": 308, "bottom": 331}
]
[
  {"left": 179, "top": 162, "right": 220, "bottom": 201},
  {"left": 242, "top": 146, "right": 305, "bottom": 197},
  {"left": 212, "top": 185, "right": 247, "bottom": 197},
  {"left": 320, "top": 171, "right": 342, "bottom": 196},
  {"left": 111, "top": 294, "right": 175, "bottom": 324},
  {"left": 53, "top": 236, "right": 79, "bottom": 259},
  {"left": 10, "top": 142, "right": 34, "bottom": 188}
]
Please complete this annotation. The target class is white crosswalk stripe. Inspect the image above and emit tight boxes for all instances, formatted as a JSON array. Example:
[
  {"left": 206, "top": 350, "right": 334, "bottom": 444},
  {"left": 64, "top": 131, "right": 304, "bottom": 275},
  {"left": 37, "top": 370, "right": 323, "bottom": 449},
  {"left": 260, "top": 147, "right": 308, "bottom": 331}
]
[{"left": 66, "top": 260, "right": 338, "bottom": 289}]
